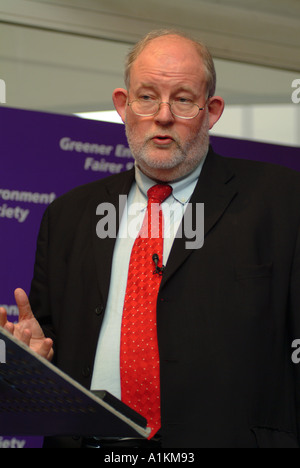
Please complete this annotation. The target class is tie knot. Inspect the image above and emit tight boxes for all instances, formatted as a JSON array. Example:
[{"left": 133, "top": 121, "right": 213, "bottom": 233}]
[{"left": 147, "top": 184, "right": 173, "bottom": 204}]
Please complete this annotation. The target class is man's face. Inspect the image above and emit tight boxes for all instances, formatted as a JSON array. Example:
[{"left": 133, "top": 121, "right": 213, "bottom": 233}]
[{"left": 124, "top": 36, "right": 212, "bottom": 182}]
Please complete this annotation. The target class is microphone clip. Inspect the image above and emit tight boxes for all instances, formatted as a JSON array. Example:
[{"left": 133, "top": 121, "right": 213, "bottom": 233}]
[{"left": 152, "top": 253, "right": 165, "bottom": 277}]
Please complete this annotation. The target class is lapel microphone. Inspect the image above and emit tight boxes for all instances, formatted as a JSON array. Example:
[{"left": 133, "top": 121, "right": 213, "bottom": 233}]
[{"left": 152, "top": 253, "right": 165, "bottom": 276}]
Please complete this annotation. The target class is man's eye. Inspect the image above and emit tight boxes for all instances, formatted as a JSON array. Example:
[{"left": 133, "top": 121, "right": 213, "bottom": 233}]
[
  {"left": 176, "top": 97, "right": 192, "bottom": 104},
  {"left": 140, "top": 95, "right": 154, "bottom": 101}
]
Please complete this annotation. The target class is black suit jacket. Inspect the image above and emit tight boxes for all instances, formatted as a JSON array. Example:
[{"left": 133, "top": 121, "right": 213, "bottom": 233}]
[{"left": 30, "top": 147, "right": 300, "bottom": 448}]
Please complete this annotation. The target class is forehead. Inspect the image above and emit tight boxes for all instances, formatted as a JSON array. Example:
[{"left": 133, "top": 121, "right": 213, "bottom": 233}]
[{"left": 129, "top": 36, "right": 207, "bottom": 93}]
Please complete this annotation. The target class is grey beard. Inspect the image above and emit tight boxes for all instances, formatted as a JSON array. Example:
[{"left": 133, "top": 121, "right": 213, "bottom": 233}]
[{"left": 125, "top": 127, "right": 209, "bottom": 181}]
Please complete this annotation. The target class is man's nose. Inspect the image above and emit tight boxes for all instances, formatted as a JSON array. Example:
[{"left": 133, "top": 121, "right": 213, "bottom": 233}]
[{"left": 154, "top": 102, "right": 175, "bottom": 124}]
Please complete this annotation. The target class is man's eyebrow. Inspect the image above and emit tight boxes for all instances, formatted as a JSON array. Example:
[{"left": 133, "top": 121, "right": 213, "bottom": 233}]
[
  {"left": 136, "top": 83, "right": 196, "bottom": 95},
  {"left": 137, "top": 83, "right": 157, "bottom": 90},
  {"left": 174, "top": 85, "right": 196, "bottom": 95}
]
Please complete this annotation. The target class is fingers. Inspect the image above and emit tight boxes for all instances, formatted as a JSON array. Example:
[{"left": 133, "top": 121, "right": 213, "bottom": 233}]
[
  {"left": 4, "top": 322, "right": 15, "bottom": 335},
  {"left": 0, "top": 306, "right": 7, "bottom": 327},
  {"left": 14, "top": 288, "right": 34, "bottom": 320},
  {"left": 15, "top": 327, "right": 54, "bottom": 361},
  {"left": 4, "top": 289, "right": 54, "bottom": 362},
  {"left": 19, "top": 328, "right": 32, "bottom": 347},
  {"left": 38, "top": 338, "right": 54, "bottom": 361},
  {"left": 0, "top": 307, "right": 15, "bottom": 334}
]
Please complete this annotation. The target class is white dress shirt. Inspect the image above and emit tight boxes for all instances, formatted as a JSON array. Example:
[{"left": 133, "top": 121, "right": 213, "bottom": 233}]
[{"left": 90, "top": 158, "right": 206, "bottom": 397}]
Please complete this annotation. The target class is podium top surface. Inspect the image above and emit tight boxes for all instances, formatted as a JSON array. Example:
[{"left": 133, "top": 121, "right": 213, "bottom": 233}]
[{"left": 0, "top": 327, "right": 149, "bottom": 438}]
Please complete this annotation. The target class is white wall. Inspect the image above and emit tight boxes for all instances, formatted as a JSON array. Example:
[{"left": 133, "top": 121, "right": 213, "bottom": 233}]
[{"left": 1, "top": 1, "right": 299, "bottom": 147}]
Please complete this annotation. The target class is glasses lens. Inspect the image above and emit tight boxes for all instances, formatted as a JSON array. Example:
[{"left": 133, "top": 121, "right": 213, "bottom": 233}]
[
  {"left": 130, "top": 99, "right": 200, "bottom": 119},
  {"left": 171, "top": 101, "right": 199, "bottom": 118},
  {"left": 131, "top": 100, "right": 158, "bottom": 116}
]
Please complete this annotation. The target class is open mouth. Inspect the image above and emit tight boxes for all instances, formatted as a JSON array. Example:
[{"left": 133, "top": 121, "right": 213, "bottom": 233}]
[{"left": 152, "top": 135, "right": 174, "bottom": 145}]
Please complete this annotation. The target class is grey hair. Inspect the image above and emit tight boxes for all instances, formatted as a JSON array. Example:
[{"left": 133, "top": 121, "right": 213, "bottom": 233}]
[{"left": 124, "top": 29, "right": 217, "bottom": 98}]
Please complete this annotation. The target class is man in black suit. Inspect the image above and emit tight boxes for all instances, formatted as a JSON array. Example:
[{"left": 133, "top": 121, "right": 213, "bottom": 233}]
[{"left": 1, "top": 29, "right": 300, "bottom": 448}]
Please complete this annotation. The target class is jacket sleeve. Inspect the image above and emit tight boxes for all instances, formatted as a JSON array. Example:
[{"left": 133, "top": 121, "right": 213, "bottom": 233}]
[{"left": 29, "top": 206, "right": 56, "bottom": 349}]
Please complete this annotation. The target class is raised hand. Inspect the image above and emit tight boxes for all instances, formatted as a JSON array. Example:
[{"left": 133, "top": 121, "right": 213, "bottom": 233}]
[{"left": 0, "top": 288, "right": 53, "bottom": 361}]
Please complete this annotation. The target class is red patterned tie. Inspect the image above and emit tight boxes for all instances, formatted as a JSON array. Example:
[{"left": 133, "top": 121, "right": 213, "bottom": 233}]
[{"left": 120, "top": 184, "right": 173, "bottom": 439}]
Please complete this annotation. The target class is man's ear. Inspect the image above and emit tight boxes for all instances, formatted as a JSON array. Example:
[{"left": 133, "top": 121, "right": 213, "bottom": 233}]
[
  {"left": 112, "top": 88, "right": 128, "bottom": 123},
  {"left": 207, "top": 96, "right": 225, "bottom": 130}
]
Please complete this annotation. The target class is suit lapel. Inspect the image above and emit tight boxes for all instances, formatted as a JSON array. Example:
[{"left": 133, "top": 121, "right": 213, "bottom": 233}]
[
  {"left": 91, "top": 150, "right": 238, "bottom": 300},
  {"left": 92, "top": 169, "right": 135, "bottom": 306},
  {"left": 161, "top": 149, "right": 238, "bottom": 288}
]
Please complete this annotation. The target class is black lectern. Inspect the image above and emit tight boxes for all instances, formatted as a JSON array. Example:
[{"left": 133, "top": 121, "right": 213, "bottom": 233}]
[{"left": 0, "top": 327, "right": 150, "bottom": 439}]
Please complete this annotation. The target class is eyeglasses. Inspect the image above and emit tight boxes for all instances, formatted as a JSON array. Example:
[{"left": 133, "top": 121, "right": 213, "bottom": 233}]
[{"left": 128, "top": 97, "right": 206, "bottom": 120}]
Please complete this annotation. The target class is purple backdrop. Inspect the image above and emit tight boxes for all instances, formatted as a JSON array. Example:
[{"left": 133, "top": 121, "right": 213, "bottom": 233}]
[{"left": 0, "top": 106, "right": 299, "bottom": 447}]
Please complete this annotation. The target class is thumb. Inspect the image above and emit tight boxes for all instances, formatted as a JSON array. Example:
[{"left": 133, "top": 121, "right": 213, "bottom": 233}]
[{"left": 14, "top": 288, "right": 34, "bottom": 320}]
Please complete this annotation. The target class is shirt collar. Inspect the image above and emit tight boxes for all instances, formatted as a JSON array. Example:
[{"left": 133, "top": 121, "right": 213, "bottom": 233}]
[{"left": 134, "top": 153, "right": 207, "bottom": 206}]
